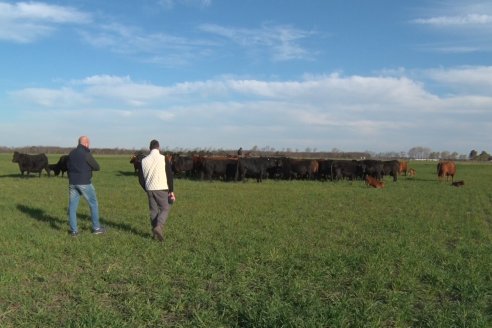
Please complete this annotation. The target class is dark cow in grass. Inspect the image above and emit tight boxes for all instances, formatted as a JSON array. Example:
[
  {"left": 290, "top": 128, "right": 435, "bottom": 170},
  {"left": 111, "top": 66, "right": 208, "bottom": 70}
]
[
  {"left": 236, "top": 157, "right": 276, "bottom": 182},
  {"left": 171, "top": 155, "right": 195, "bottom": 178},
  {"left": 200, "top": 157, "right": 238, "bottom": 181},
  {"left": 279, "top": 158, "right": 318, "bottom": 180},
  {"left": 48, "top": 155, "right": 69, "bottom": 177},
  {"left": 130, "top": 151, "right": 146, "bottom": 175},
  {"left": 361, "top": 159, "right": 384, "bottom": 180},
  {"left": 382, "top": 160, "right": 400, "bottom": 182},
  {"left": 331, "top": 160, "right": 363, "bottom": 181},
  {"left": 12, "top": 151, "right": 50, "bottom": 177}
]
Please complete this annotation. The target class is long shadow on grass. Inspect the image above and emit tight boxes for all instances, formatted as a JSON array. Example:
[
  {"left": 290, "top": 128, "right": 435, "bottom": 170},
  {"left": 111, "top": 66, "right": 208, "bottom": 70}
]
[
  {"left": 17, "top": 204, "right": 64, "bottom": 230},
  {"left": 17, "top": 204, "right": 150, "bottom": 239},
  {"left": 78, "top": 214, "right": 150, "bottom": 239},
  {"left": 0, "top": 174, "right": 40, "bottom": 178}
]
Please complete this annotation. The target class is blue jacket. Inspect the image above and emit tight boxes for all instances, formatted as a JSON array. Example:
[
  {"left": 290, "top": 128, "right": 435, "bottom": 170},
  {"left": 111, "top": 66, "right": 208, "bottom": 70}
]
[{"left": 67, "top": 144, "right": 100, "bottom": 185}]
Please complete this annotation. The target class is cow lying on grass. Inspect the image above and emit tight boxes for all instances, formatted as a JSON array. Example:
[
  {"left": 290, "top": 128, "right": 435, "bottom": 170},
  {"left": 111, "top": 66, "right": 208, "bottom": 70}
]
[
  {"left": 408, "top": 168, "right": 416, "bottom": 177},
  {"left": 451, "top": 180, "right": 464, "bottom": 187},
  {"left": 365, "top": 175, "right": 384, "bottom": 189}
]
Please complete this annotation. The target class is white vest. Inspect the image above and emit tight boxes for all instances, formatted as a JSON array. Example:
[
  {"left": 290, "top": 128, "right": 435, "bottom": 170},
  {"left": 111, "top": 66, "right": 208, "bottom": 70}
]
[{"left": 141, "top": 149, "right": 169, "bottom": 191}]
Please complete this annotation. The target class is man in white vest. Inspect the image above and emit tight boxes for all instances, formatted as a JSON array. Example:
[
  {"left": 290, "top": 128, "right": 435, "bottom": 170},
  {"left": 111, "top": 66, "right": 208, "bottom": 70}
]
[{"left": 139, "top": 139, "right": 175, "bottom": 241}]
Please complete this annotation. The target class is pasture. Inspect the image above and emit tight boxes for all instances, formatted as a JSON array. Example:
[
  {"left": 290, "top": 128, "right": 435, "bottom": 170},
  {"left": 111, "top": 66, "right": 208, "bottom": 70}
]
[{"left": 1, "top": 153, "right": 491, "bottom": 327}]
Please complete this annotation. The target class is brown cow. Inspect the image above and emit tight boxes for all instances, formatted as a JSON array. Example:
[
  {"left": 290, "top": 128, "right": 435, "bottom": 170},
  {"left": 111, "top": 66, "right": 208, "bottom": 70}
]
[
  {"left": 365, "top": 175, "right": 384, "bottom": 189},
  {"left": 408, "top": 168, "right": 416, "bottom": 176},
  {"left": 437, "top": 161, "right": 456, "bottom": 182},
  {"left": 399, "top": 160, "right": 409, "bottom": 176}
]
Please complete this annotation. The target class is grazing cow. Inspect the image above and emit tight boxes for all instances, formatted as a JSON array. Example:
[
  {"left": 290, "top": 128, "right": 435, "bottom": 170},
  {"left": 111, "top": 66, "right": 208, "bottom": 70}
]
[
  {"left": 236, "top": 157, "right": 276, "bottom": 182},
  {"left": 365, "top": 175, "right": 384, "bottom": 189},
  {"left": 451, "top": 180, "right": 464, "bottom": 187},
  {"left": 382, "top": 160, "right": 400, "bottom": 182},
  {"left": 49, "top": 155, "right": 69, "bottom": 177},
  {"left": 437, "top": 161, "right": 457, "bottom": 182},
  {"left": 200, "top": 157, "right": 238, "bottom": 181},
  {"left": 130, "top": 151, "right": 146, "bottom": 174},
  {"left": 12, "top": 151, "right": 50, "bottom": 177},
  {"left": 399, "top": 160, "right": 409, "bottom": 176},
  {"left": 408, "top": 168, "right": 416, "bottom": 177},
  {"left": 361, "top": 159, "right": 384, "bottom": 180},
  {"left": 331, "top": 160, "right": 363, "bottom": 181}
]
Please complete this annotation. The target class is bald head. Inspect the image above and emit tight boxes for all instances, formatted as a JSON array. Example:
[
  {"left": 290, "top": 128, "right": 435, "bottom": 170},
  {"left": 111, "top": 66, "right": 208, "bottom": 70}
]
[{"left": 78, "top": 136, "right": 90, "bottom": 148}]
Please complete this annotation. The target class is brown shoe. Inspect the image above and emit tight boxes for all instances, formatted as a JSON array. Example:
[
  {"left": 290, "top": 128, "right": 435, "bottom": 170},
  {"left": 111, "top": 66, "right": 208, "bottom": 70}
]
[{"left": 152, "top": 225, "right": 164, "bottom": 242}]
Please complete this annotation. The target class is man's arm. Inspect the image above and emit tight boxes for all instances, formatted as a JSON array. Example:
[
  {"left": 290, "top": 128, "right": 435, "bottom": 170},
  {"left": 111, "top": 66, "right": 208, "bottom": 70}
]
[
  {"left": 166, "top": 159, "right": 174, "bottom": 192},
  {"left": 86, "top": 153, "right": 100, "bottom": 171}
]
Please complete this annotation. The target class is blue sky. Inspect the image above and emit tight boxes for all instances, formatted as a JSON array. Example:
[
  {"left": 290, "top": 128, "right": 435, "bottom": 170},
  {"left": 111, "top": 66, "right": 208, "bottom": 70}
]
[{"left": 1, "top": 0, "right": 491, "bottom": 154}]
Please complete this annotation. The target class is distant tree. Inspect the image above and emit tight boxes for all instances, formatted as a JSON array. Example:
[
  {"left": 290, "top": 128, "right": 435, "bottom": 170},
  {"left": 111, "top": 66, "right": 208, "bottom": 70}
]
[
  {"left": 477, "top": 151, "right": 491, "bottom": 161},
  {"left": 469, "top": 149, "right": 478, "bottom": 160},
  {"left": 409, "top": 146, "right": 432, "bottom": 159},
  {"left": 450, "top": 152, "right": 459, "bottom": 160},
  {"left": 429, "top": 152, "right": 440, "bottom": 160},
  {"left": 440, "top": 151, "right": 451, "bottom": 159}
]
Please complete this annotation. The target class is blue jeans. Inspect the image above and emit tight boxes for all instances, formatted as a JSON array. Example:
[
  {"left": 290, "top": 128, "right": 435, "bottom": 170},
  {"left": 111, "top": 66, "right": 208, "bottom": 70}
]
[{"left": 68, "top": 184, "right": 100, "bottom": 232}]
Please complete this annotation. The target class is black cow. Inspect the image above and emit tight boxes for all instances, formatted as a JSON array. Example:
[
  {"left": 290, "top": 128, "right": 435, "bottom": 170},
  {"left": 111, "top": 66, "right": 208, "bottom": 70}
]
[
  {"left": 200, "top": 157, "right": 238, "bottom": 181},
  {"left": 130, "top": 151, "right": 146, "bottom": 175},
  {"left": 12, "top": 151, "right": 50, "bottom": 177},
  {"left": 331, "top": 160, "right": 363, "bottom": 181},
  {"left": 279, "top": 158, "right": 317, "bottom": 180},
  {"left": 48, "top": 155, "right": 69, "bottom": 177},
  {"left": 236, "top": 157, "right": 276, "bottom": 182},
  {"left": 361, "top": 159, "right": 384, "bottom": 180},
  {"left": 382, "top": 160, "right": 400, "bottom": 182},
  {"left": 317, "top": 159, "right": 334, "bottom": 181},
  {"left": 172, "top": 155, "right": 194, "bottom": 178}
]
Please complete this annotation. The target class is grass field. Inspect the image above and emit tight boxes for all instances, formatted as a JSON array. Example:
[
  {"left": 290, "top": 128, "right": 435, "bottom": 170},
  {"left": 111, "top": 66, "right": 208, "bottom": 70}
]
[{"left": 1, "top": 153, "right": 491, "bottom": 327}]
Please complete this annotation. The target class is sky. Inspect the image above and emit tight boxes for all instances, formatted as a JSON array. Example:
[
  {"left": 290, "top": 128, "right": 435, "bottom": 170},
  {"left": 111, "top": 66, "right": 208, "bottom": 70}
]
[{"left": 0, "top": 0, "right": 491, "bottom": 154}]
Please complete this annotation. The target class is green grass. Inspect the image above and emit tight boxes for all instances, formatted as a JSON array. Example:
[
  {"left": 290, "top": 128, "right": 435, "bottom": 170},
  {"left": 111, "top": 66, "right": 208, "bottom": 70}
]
[{"left": 1, "top": 154, "right": 491, "bottom": 327}]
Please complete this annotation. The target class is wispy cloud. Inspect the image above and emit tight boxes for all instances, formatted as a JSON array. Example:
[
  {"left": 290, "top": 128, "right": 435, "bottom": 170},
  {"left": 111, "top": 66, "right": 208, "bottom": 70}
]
[
  {"left": 199, "top": 23, "right": 315, "bottom": 61},
  {"left": 413, "top": 14, "right": 492, "bottom": 26},
  {"left": 157, "top": 0, "right": 212, "bottom": 10},
  {"left": 410, "top": 2, "right": 492, "bottom": 53},
  {"left": 79, "top": 22, "right": 215, "bottom": 67},
  {"left": 0, "top": 1, "right": 91, "bottom": 43}
]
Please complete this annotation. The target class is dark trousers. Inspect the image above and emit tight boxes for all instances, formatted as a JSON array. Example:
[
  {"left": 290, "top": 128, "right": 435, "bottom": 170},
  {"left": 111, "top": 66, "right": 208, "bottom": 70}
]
[{"left": 146, "top": 190, "right": 170, "bottom": 228}]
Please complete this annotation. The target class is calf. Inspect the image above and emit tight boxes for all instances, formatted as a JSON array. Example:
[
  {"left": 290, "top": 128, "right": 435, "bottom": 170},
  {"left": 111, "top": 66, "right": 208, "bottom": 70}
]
[
  {"left": 408, "top": 168, "right": 416, "bottom": 176},
  {"left": 451, "top": 180, "right": 464, "bottom": 187},
  {"left": 365, "top": 175, "right": 384, "bottom": 189},
  {"left": 49, "top": 155, "right": 68, "bottom": 177}
]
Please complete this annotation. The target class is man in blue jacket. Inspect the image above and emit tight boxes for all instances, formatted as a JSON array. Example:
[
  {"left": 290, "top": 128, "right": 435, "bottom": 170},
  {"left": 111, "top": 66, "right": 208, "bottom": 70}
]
[{"left": 67, "top": 136, "right": 105, "bottom": 236}]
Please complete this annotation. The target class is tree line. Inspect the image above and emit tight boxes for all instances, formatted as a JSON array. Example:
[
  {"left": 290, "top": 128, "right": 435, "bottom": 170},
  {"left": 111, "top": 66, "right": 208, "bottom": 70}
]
[{"left": 0, "top": 145, "right": 489, "bottom": 161}]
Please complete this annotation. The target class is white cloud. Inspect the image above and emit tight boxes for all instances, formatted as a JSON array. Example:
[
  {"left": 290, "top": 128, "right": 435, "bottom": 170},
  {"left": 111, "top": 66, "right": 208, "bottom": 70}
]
[
  {"left": 425, "top": 66, "right": 492, "bottom": 95},
  {"left": 157, "top": 0, "right": 211, "bottom": 10},
  {"left": 413, "top": 14, "right": 492, "bottom": 26},
  {"left": 6, "top": 70, "right": 492, "bottom": 152},
  {"left": 199, "top": 23, "right": 315, "bottom": 61},
  {"left": 0, "top": 1, "right": 91, "bottom": 43}
]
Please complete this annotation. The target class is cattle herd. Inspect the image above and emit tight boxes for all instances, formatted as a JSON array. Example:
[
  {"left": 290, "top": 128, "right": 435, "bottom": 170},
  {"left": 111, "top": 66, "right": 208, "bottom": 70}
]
[
  {"left": 11, "top": 151, "right": 459, "bottom": 188},
  {"left": 132, "top": 152, "right": 458, "bottom": 187}
]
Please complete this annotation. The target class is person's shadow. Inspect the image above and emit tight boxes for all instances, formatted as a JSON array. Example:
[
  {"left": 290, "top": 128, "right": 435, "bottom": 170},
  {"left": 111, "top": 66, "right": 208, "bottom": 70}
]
[{"left": 17, "top": 204, "right": 150, "bottom": 239}]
